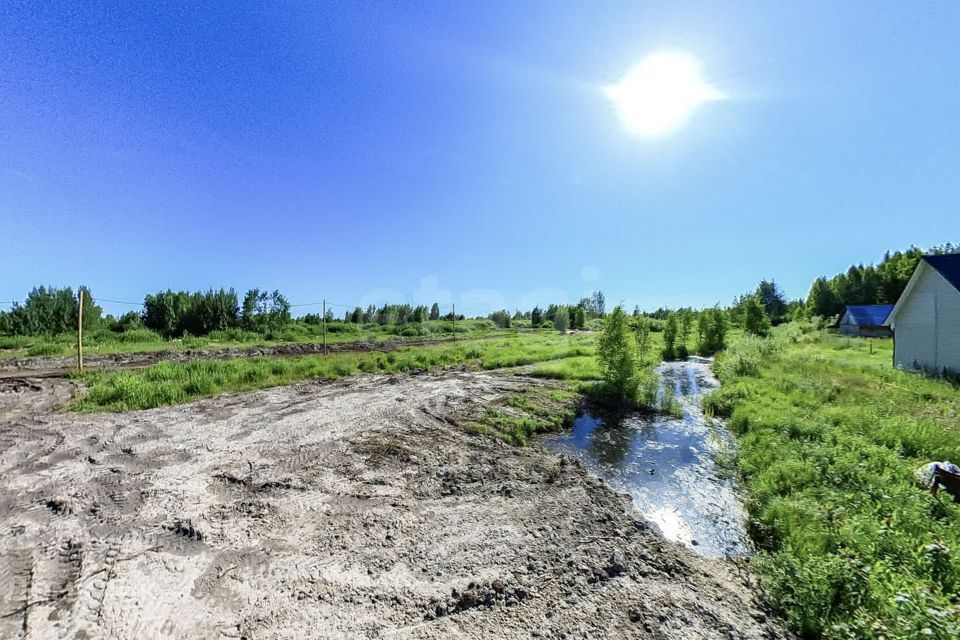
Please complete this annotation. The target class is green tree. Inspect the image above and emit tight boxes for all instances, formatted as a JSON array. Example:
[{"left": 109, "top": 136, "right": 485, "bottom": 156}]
[
  {"left": 697, "top": 308, "right": 728, "bottom": 355},
  {"left": 2, "top": 286, "right": 102, "bottom": 336},
  {"left": 756, "top": 280, "right": 788, "bottom": 325},
  {"left": 634, "top": 316, "right": 652, "bottom": 363},
  {"left": 429, "top": 303, "right": 440, "bottom": 321},
  {"left": 490, "top": 309, "right": 511, "bottom": 328},
  {"left": 531, "top": 306, "right": 543, "bottom": 326},
  {"left": 806, "top": 277, "right": 841, "bottom": 319},
  {"left": 578, "top": 291, "right": 606, "bottom": 317},
  {"left": 743, "top": 296, "right": 771, "bottom": 336},
  {"left": 553, "top": 305, "right": 569, "bottom": 332},
  {"left": 662, "top": 313, "right": 679, "bottom": 360},
  {"left": 596, "top": 306, "right": 640, "bottom": 403},
  {"left": 679, "top": 308, "right": 693, "bottom": 345},
  {"left": 575, "top": 306, "right": 586, "bottom": 330}
]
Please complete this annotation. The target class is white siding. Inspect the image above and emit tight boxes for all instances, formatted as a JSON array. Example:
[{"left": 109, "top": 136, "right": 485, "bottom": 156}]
[
  {"left": 937, "top": 269, "right": 960, "bottom": 372},
  {"left": 892, "top": 263, "right": 960, "bottom": 373}
]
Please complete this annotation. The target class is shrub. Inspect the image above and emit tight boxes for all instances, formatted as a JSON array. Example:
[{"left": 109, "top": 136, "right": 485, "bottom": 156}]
[
  {"left": 595, "top": 306, "right": 640, "bottom": 404},
  {"left": 662, "top": 313, "right": 679, "bottom": 360},
  {"left": 490, "top": 310, "right": 512, "bottom": 329},
  {"left": 743, "top": 296, "right": 771, "bottom": 336},
  {"left": 26, "top": 341, "right": 61, "bottom": 356},
  {"left": 553, "top": 306, "right": 569, "bottom": 332}
]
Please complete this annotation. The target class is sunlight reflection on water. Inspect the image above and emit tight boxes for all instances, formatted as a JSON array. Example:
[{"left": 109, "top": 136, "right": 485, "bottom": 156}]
[{"left": 544, "top": 359, "right": 751, "bottom": 557}]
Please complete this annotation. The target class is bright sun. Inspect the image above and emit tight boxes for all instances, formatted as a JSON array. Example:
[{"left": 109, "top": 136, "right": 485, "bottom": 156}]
[{"left": 603, "top": 52, "right": 722, "bottom": 137}]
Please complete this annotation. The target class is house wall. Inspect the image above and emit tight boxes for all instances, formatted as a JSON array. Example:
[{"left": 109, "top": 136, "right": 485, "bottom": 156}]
[
  {"left": 893, "top": 265, "right": 960, "bottom": 373},
  {"left": 838, "top": 311, "right": 858, "bottom": 336},
  {"left": 858, "top": 326, "right": 892, "bottom": 338},
  {"left": 936, "top": 270, "right": 960, "bottom": 372}
]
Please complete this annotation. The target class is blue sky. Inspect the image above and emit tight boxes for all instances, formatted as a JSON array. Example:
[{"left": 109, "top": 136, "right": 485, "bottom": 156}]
[{"left": 2, "top": 1, "right": 958, "bottom": 317}]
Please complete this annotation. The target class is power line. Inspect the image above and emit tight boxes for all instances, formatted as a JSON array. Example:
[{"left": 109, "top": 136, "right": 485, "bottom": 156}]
[
  {"left": 93, "top": 298, "right": 143, "bottom": 306},
  {"left": 5, "top": 292, "right": 461, "bottom": 314}
]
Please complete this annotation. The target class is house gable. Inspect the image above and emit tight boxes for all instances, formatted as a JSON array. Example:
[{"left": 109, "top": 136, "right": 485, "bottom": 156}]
[{"left": 923, "top": 253, "right": 960, "bottom": 294}]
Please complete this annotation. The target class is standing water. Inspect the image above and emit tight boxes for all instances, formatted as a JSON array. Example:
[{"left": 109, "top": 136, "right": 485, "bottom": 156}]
[{"left": 544, "top": 358, "right": 751, "bottom": 557}]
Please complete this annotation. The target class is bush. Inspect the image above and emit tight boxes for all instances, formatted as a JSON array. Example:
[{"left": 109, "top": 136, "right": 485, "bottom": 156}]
[
  {"left": 743, "top": 296, "right": 771, "bottom": 336},
  {"left": 490, "top": 310, "right": 512, "bottom": 329},
  {"left": 26, "top": 341, "right": 61, "bottom": 357},
  {"left": 1, "top": 286, "right": 101, "bottom": 336},
  {"left": 143, "top": 288, "right": 239, "bottom": 337},
  {"left": 714, "top": 324, "right": 960, "bottom": 638},
  {"left": 553, "top": 306, "right": 569, "bottom": 332},
  {"left": 662, "top": 313, "right": 679, "bottom": 360},
  {"left": 595, "top": 306, "right": 641, "bottom": 404},
  {"left": 109, "top": 328, "right": 163, "bottom": 344}
]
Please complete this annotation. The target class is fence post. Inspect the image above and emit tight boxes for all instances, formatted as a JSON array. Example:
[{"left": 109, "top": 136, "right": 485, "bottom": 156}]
[
  {"left": 452, "top": 303, "right": 456, "bottom": 341},
  {"left": 322, "top": 299, "right": 327, "bottom": 355},
  {"left": 77, "top": 289, "right": 84, "bottom": 373}
]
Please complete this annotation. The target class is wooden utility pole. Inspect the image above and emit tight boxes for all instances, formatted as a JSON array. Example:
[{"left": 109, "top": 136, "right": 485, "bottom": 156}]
[
  {"left": 322, "top": 299, "right": 327, "bottom": 355},
  {"left": 452, "top": 303, "right": 456, "bottom": 341},
  {"left": 77, "top": 289, "right": 84, "bottom": 373}
]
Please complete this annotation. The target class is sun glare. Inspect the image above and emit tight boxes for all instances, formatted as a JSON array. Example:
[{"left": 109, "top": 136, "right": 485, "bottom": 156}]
[{"left": 603, "top": 52, "right": 722, "bottom": 137}]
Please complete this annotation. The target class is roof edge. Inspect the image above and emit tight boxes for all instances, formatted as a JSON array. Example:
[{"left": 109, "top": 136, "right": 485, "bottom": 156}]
[{"left": 886, "top": 261, "right": 928, "bottom": 327}]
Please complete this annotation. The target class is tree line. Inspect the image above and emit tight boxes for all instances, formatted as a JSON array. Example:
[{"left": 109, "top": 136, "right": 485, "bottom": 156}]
[
  {"left": 804, "top": 243, "right": 957, "bottom": 319},
  {"left": 0, "top": 286, "right": 102, "bottom": 336},
  {"left": 0, "top": 286, "right": 472, "bottom": 338}
]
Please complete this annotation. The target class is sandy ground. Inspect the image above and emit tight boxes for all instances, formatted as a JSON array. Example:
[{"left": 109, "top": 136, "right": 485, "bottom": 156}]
[{"left": 0, "top": 371, "right": 787, "bottom": 639}]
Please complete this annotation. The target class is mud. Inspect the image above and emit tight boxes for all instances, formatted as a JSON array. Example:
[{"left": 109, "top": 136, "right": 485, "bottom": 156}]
[{"left": 0, "top": 371, "right": 787, "bottom": 639}]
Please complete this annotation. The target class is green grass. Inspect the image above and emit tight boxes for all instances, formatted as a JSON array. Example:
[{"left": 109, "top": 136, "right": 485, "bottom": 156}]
[
  {"left": 73, "top": 332, "right": 597, "bottom": 412},
  {"left": 0, "top": 318, "right": 503, "bottom": 361},
  {"left": 472, "top": 385, "right": 581, "bottom": 445},
  {"left": 706, "top": 322, "right": 960, "bottom": 639},
  {"left": 530, "top": 355, "right": 602, "bottom": 380}
]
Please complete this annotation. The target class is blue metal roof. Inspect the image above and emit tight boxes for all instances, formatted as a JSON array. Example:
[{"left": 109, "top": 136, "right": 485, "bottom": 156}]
[
  {"left": 844, "top": 304, "right": 893, "bottom": 326},
  {"left": 924, "top": 253, "right": 960, "bottom": 293}
]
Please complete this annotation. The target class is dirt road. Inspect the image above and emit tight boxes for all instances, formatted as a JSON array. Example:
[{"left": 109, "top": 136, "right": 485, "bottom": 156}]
[{"left": 0, "top": 371, "right": 785, "bottom": 639}]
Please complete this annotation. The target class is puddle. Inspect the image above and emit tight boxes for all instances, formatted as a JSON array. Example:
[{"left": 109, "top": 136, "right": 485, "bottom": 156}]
[{"left": 543, "top": 358, "right": 751, "bottom": 557}]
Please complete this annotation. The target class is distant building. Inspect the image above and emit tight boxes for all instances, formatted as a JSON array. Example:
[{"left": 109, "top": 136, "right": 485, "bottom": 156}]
[
  {"left": 886, "top": 254, "right": 960, "bottom": 374},
  {"left": 838, "top": 304, "right": 894, "bottom": 338}
]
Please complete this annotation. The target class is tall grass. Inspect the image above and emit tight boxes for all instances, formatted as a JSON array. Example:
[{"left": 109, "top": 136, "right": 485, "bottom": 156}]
[
  {"left": 73, "top": 333, "right": 596, "bottom": 412},
  {"left": 708, "top": 324, "right": 960, "bottom": 639},
  {"left": 530, "top": 355, "right": 602, "bottom": 380},
  {"left": 0, "top": 318, "right": 506, "bottom": 360}
]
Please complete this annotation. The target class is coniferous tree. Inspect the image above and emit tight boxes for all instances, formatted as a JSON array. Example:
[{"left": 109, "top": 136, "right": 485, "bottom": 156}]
[{"left": 531, "top": 306, "right": 543, "bottom": 326}]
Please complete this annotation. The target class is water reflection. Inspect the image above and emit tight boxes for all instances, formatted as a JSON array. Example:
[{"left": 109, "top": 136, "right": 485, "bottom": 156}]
[{"left": 544, "top": 358, "right": 751, "bottom": 557}]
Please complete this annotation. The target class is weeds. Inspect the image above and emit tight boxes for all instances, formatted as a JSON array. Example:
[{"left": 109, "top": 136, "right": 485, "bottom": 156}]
[
  {"left": 715, "top": 325, "right": 960, "bottom": 639},
  {"left": 74, "top": 333, "right": 594, "bottom": 412},
  {"left": 474, "top": 386, "right": 580, "bottom": 445}
]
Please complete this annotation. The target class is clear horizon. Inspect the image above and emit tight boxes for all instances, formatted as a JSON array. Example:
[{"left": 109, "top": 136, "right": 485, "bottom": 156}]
[{"left": 2, "top": 2, "right": 958, "bottom": 318}]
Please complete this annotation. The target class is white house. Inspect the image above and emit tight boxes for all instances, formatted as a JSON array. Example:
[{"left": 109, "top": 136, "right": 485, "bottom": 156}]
[{"left": 886, "top": 254, "right": 960, "bottom": 374}]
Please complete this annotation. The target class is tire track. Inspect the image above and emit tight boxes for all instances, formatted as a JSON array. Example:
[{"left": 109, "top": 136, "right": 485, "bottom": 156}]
[{"left": 0, "top": 549, "right": 33, "bottom": 639}]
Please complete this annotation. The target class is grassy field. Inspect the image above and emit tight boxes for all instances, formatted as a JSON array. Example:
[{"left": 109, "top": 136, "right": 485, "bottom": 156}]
[
  {"left": 70, "top": 321, "right": 685, "bottom": 448},
  {"left": 0, "top": 318, "right": 500, "bottom": 360},
  {"left": 705, "top": 324, "right": 960, "bottom": 639},
  {"left": 72, "top": 331, "right": 597, "bottom": 412}
]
